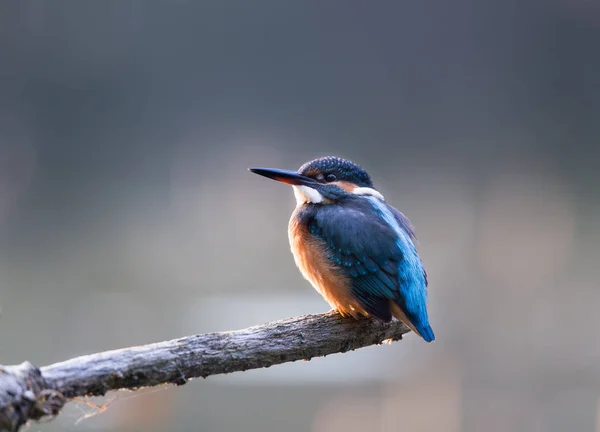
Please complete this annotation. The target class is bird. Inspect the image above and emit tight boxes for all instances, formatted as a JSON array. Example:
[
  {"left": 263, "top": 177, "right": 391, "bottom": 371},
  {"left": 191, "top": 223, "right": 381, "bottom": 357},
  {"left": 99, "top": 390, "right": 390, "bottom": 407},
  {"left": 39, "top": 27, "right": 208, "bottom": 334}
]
[{"left": 249, "top": 156, "right": 434, "bottom": 342}]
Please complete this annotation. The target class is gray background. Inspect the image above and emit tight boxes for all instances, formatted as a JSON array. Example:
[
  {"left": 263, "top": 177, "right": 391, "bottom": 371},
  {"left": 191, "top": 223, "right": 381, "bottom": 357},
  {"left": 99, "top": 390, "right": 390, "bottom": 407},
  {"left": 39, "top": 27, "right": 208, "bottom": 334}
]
[{"left": 1, "top": 1, "right": 599, "bottom": 431}]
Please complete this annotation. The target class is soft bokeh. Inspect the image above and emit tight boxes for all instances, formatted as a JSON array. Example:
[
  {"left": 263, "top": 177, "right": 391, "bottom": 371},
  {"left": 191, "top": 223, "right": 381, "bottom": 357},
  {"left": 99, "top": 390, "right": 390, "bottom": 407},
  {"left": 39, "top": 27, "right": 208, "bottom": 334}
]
[{"left": 1, "top": 1, "right": 599, "bottom": 431}]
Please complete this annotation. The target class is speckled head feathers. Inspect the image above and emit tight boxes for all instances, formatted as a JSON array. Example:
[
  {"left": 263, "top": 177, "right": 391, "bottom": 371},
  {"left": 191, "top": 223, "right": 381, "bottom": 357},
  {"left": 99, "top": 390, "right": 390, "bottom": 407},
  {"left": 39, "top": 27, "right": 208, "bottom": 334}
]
[{"left": 298, "top": 156, "right": 374, "bottom": 188}]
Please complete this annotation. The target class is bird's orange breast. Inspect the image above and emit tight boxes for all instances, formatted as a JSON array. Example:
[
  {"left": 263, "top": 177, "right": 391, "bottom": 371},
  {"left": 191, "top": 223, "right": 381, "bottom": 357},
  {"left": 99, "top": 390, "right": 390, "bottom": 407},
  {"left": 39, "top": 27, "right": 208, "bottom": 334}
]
[{"left": 288, "top": 213, "right": 368, "bottom": 318}]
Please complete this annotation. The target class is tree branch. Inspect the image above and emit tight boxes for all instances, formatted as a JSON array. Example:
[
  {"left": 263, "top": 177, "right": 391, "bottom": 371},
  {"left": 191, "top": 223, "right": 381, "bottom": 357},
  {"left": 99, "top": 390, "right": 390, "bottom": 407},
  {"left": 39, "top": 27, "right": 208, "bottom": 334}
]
[{"left": 0, "top": 311, "right": 409, "bottom": 431}]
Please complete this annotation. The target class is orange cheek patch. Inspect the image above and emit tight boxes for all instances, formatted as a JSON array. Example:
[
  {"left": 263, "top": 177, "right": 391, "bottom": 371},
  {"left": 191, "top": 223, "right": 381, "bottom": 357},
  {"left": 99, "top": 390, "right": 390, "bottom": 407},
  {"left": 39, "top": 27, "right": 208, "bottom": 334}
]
[{"left": 330, "top": 181, "right": 357, "bottom": 193}]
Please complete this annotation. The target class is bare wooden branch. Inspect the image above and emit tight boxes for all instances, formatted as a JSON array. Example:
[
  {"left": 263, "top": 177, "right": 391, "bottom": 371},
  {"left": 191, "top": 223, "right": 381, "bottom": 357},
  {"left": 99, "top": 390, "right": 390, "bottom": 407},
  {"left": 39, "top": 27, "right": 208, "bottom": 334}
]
[{"left": 0, "top": 311, "right": 410, "bottom": 431}]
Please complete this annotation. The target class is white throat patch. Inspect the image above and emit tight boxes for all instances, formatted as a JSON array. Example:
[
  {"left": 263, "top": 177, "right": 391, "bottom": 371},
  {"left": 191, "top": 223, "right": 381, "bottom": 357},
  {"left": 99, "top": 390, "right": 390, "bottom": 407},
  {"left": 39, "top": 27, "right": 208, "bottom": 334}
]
[{"left": 293, "top": 185, "right": 324, "bottom": 205}]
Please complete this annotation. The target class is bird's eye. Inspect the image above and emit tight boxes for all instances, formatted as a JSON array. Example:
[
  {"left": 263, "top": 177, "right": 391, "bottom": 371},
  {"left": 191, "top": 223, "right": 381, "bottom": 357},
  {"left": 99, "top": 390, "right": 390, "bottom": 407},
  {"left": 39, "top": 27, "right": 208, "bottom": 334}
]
[{"left": 325, "top": 173, "right": 337, "bottom": 182}]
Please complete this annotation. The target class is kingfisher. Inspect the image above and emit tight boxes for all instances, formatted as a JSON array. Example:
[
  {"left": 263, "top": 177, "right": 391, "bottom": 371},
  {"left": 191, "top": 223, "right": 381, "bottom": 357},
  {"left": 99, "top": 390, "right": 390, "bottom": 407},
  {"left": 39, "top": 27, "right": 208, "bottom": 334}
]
[{"left": 249, "top": 156, "right": 435, "bottom": 342}]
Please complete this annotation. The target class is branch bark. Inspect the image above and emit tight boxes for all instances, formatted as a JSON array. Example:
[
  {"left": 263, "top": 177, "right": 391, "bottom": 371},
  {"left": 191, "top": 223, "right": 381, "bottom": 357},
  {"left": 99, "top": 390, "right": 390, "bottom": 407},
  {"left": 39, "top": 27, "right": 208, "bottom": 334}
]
[{"left": 0, "top": 311, "right": 410, "bottom": 431}]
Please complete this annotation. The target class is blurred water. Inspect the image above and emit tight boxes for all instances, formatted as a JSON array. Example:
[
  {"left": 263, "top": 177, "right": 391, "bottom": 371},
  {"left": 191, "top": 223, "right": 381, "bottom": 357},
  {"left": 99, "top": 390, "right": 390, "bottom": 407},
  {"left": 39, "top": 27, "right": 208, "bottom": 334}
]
[{"left": 1, "top": 1, "right": 599, "bottom": 431}]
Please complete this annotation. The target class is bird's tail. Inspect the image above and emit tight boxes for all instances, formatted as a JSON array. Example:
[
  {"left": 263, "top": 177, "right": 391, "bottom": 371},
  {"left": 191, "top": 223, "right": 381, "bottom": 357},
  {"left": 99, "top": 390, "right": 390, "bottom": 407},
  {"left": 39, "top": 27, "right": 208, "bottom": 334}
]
[
  {"left": 417, "top": 324, "right": 435, "bottom": 343},
  {"left": 390, "top": 302, "right": 435, "bottom": 343}
]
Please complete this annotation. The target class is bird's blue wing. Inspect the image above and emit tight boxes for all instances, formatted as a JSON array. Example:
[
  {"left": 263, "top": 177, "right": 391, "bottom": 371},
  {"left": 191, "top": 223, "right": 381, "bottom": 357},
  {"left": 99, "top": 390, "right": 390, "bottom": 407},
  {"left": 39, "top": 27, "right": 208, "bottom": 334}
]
[
  {"left": 306, "top": 200, "right": 434, "bottom": 341},
  {"left": 388, "top": 205, "right": 429, "bottom": 288}
]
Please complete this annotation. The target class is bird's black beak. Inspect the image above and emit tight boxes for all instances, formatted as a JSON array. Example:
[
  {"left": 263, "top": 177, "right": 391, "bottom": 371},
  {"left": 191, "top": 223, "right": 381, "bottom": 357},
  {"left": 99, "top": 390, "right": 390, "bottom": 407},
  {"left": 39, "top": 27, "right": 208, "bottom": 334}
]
[{"left": 248, "top": 167, "right": 318, "bottom": 186}]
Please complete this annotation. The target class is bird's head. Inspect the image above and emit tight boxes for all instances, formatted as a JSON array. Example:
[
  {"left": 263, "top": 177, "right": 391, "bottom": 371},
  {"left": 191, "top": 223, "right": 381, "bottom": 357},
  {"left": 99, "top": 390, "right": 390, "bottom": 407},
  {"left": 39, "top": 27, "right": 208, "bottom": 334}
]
[{"left": 249, "top": 156, "right": 384, "bottom": 205}]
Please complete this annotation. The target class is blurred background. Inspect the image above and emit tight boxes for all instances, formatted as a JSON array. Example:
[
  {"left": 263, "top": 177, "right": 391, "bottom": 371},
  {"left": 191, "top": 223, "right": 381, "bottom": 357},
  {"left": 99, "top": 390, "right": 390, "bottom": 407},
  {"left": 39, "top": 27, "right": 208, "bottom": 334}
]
[{"left": 1, "top": 1, "right": 599, "bottom": 431}]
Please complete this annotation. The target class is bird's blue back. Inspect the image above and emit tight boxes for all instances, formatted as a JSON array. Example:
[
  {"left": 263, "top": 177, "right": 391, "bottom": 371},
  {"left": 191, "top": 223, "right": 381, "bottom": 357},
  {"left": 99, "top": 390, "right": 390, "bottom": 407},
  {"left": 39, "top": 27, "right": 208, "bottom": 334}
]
[{"left": 297, "top": 197, "right": 435, "bottom": 342}]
